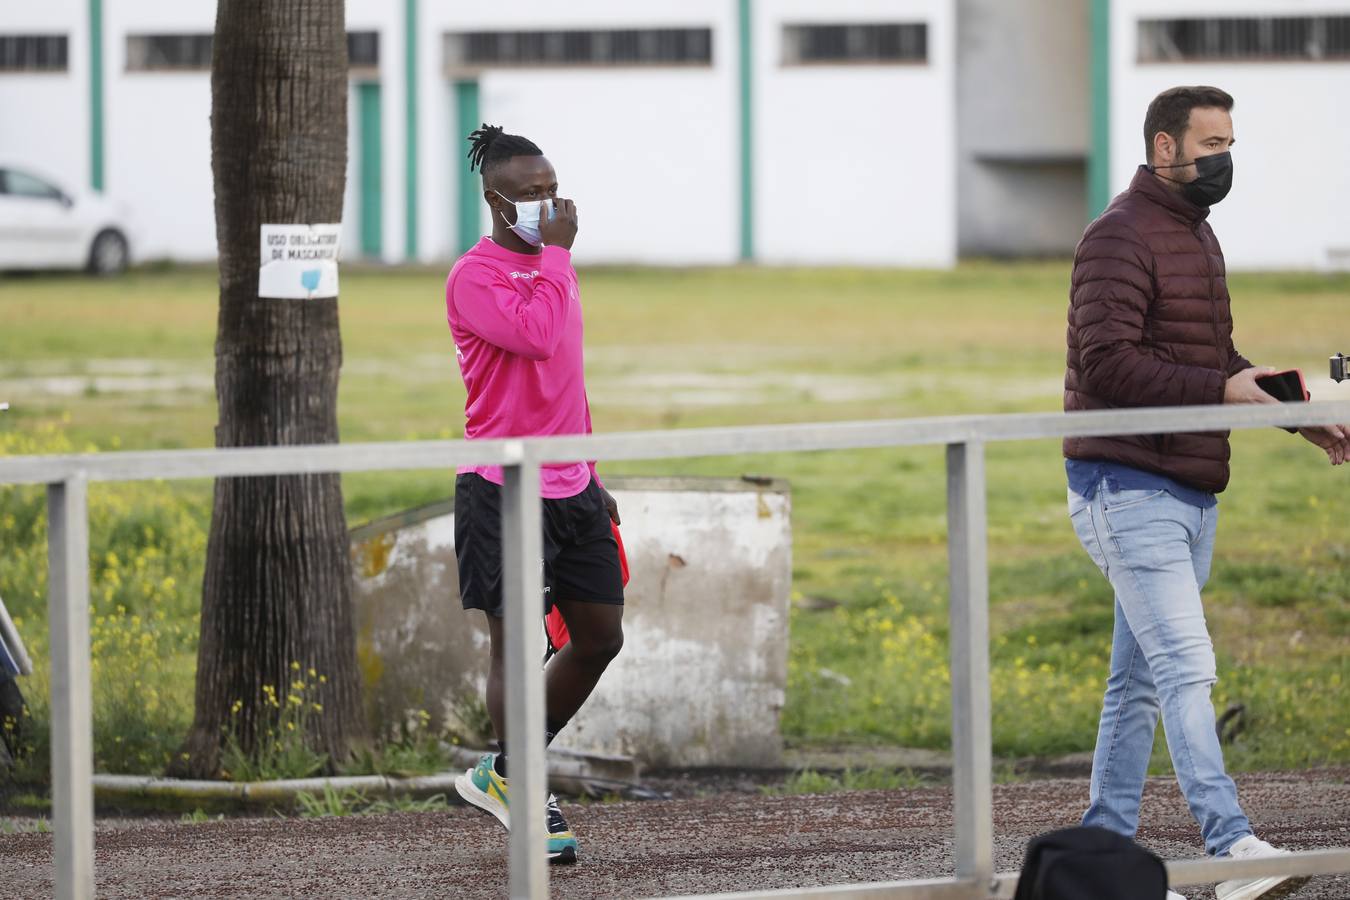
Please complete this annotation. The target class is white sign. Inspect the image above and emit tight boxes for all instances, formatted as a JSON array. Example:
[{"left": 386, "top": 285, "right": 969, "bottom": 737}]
[{"left": 259, "top": 223, "right": 341, "bottom": 299}]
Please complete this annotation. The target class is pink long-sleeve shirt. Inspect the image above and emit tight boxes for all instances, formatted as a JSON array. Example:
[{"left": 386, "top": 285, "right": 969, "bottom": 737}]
[{"left": 445, "top": 237, "right": 597, "bottom": 499}]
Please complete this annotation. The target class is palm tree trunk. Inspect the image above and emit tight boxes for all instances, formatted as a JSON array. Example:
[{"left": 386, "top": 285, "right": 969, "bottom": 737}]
[{"left": 172, "top": 0, "right": 364, "bottom": 778}]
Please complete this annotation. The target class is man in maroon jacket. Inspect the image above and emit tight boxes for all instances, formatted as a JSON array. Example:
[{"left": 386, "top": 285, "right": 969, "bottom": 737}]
[{"left": 1064, "top": 85, "right": 1348, "bottom": 900}]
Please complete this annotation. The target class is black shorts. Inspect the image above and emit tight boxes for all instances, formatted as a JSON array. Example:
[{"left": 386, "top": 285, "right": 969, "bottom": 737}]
[{"left": 454, "top": 473, "right": 625, "bottom": 617}]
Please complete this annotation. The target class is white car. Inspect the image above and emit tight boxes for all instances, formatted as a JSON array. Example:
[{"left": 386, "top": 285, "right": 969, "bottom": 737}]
[{"left": 0, "top": 164, "right": 135, "bottom": 275}]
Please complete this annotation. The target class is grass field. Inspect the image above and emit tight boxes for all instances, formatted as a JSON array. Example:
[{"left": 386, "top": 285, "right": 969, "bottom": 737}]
[{"left": 1, "top": 263, "right": 1348, "bottom": 777}]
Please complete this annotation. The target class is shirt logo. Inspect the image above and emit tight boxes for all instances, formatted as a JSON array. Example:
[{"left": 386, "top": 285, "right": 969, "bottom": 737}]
[{"left": 509, "top": 270, "right": 541, "bottom": 280}]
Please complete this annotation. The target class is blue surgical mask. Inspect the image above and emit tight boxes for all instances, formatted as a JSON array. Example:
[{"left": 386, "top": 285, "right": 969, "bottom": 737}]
[{"left": 493, "top": 190, "right": 555, "bottom": 246}]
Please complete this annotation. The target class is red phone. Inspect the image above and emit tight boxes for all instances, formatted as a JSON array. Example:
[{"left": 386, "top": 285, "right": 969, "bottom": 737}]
[{"left": 1255, "top": 368, "right": 1309, "bottom": 403}]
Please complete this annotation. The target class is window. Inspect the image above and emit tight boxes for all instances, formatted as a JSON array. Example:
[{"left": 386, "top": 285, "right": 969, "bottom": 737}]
[
  {"left": 0, "top": 169, "right": 65, "bottom": 201},
  {"left": 1138, "top": 16, "right": 1350, "bottom": 62},
  {"left": 782, "top": 23, "right": 928, "bottom": 65},
  {"left": 127, "top": 32, "right": 382, "bottom": 72},
  {"left": 0, "top": 35, "right": 68, "bottom": 72},
  {"left": 126, "top": 34, "right": 214, "bottom": 71},
  {"left": 348, "top": 31, "right": 379, "bottom": 69},
  {"left": 445, "top": 28, "right": 713, "bottom": 70}
]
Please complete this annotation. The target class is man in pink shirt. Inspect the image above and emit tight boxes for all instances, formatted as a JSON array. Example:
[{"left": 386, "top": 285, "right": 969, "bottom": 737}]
[{"left": 449, "top": 125, "right": 623, "bottom": 865}]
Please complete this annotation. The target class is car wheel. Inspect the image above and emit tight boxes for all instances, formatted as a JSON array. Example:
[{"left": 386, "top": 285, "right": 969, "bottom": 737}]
[{"left": 88, "top": 229, "right": 129, "bottom": 276}]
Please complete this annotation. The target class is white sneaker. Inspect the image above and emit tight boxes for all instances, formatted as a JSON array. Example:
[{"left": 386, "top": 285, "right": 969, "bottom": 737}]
[
  {"left": 1169, "top": 891, "right": 1189, "bottom": 900},
  {"left": 1214, "top": 835, "right": 1310, "bottom": 900}
]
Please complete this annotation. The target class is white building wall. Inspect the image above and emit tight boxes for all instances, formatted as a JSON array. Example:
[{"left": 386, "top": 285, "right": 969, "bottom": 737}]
[
  {"left": 1, "top": 0, "right": 397, "bottom": 263},
  {"left": 104, "top": 0, "right": 216, "bottom": 261},
  {"left": 0, "top": 0, "right": 89, "bottom": 205},
  {"left": 1111, "top": 0, "right": 1350, "bottom": 270},
  {"left": 419, "top": 0, "right": 739, "bottom": 266},
  {"left": 413, "top": 4, "right": 449, "bottom": 265},
  {"left": 6, "top": 0, "right": 956, "bottom": 267},
  {"left": 347, "top": 0, "right": 403, "bottom": 264},
  {"left": 756, "top": 0, "right": 958, "bottom": 266},
  {"left": 19, "top": 0, "right": 1349, "bottom": 269},
  {"left": 341, "top": 81, "right": 361, "bottom": 260}
]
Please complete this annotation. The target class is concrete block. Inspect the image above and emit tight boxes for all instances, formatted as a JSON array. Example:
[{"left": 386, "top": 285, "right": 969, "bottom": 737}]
[{"left": 349, "top": 476, "right": 792, "bottom": 768}]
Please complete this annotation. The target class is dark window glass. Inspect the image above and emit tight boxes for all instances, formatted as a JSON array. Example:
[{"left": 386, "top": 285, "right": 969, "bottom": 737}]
[
  {"left": 348, "top": 31, "right": 379, "bottom": 68},
  {"left": 1139, "top": 16, "right": 1350, "bottom": 62},
  {"left": 783, "top": 23, "right": 928, "bottom": 65},
  {"left": 446, "top": 28, "right": 713, "bottom": 68},
  {"left": 127, "top": 32, "right": 384, "bottom": 72},
  {"left": 126, "top": 34, "right": 214, "bottom": 71},
  {"left": 0, "top": 35, "right": 69, "bottom": 72}
]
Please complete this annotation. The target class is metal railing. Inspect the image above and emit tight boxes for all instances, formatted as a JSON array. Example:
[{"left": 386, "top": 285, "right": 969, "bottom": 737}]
[{"left": 4, "top": 401, "right": 1350, "bottom": 900}]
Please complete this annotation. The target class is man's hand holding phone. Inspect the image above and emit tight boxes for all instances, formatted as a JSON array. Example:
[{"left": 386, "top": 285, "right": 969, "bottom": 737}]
[
  {"left": 1224, "top": 366, "right": 1281, "bottom": 405},
  {"left": 1232, "top": 365, "right": 1350, "bottom": 465}
]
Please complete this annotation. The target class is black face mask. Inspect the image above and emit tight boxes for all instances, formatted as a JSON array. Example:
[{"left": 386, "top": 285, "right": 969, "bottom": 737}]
[{"left": 1149, "top": 151, "right": 1233, "bottom": 207}]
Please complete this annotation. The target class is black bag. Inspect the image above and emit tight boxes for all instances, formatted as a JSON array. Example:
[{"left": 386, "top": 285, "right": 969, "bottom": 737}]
[{"left": 1014, "top": 826, "right": 1169, "bottom": 900}]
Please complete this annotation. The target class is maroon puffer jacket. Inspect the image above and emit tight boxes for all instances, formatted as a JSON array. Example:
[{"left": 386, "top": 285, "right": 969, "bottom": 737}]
[{"left": 1064, "top": 166, "right": 1252, "bottom": 493}]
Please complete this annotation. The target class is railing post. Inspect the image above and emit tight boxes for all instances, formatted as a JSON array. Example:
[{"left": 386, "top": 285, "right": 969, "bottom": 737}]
[
  {"left": 47, "top": 475, "right": 94, "bottom": 900},
  {"left": 946, "top": 441, "right": 993, "bottom": 893},
  {"left": 500, "top": 455, "right": 548, "bottom": 900}
]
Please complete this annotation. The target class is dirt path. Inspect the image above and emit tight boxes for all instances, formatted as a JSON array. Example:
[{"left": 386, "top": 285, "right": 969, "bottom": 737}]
[{"left": 2, "top": 771, "right": 1347, "bottom": 899}]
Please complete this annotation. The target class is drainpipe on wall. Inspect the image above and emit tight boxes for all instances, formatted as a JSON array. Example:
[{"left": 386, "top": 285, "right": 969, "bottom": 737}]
[
  {"left": 738, "top": 0, "right": 754, "bottom": 262},
  {"left": 454, "top": 79, "right": 481, "bottom": 255},
  {"left": 404, "top": 0, "right": 419, "bottom": 261},
  {"left": 89, "top": 0, "right": 105, "bottom": 192},
  {"left": 1088, "top": 0, "right": 1111, "bottom": 219},
  {"left": 358, "top": 82, "right": 384, "bottom": 259}
]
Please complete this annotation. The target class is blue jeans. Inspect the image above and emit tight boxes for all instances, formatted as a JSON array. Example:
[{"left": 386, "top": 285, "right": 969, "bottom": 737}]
[{"left": 1068, "top": 481, "right": 1252, "bottom": 856}]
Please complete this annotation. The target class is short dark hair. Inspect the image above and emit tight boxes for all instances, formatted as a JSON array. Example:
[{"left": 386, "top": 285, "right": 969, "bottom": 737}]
[
  {"left": 1143, "top": 86, "right": 1234, "bottom": 163},
  {"left": 466, "top": 123, "right": 543, "bottom": 181}
]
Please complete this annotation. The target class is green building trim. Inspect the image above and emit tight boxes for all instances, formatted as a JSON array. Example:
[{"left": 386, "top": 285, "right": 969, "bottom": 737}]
[
  {"left": 737, "top": 0, "right": 754, "bottom": 261},
  {"left": 1088, "top": 0, "right": 1111, "bottom": 218},
  {"left": 89, "top": 0, "right": 104, "bottom": 192},
  {"left": 404, "top": 0, "right": 419, "bottom": 259},
  {"left": 358, "top": 82, "right": 384, "bottom": 259},
  {"left": 454, "top": 80, "right": 481, "bottom": 255}
]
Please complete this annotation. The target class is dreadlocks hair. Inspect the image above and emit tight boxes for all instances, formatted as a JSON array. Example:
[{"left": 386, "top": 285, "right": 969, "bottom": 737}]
[{"left": 466, "top": 124, "right": 543, "bottom": 180}]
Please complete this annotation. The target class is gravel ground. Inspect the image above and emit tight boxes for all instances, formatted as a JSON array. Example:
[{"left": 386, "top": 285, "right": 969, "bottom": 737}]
[{"left": 2, "top": 771, "right": 1347, "bottom": 899}]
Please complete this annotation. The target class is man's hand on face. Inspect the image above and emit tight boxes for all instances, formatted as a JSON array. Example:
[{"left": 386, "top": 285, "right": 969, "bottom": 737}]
[
  {"left": 1298, "top": 425, "right": 1350, "bottom": 466},
  {"left": 539, "top": 198, "right": 578, "bottom": 251},
  {"left": 1224, "top": 366, "right": 1280, "bottom": 405}
]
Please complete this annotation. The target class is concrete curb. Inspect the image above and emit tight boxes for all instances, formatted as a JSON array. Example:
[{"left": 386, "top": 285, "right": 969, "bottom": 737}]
[
  {"left": 92, "top": 747, "right": 655, "bottom": 810},
  {"left": 92, "top": 772, "right": 463, "bottom": 809}
]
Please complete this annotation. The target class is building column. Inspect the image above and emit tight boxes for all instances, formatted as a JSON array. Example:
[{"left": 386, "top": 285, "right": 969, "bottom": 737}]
[
  {"left": 1088, "top": 0, "right": 1110, "bottom": 218},
  {"left": 358, "top": 82, "right": 384, "bottom": 259},
  {"left": 88, "top": 0, "right": 105, "bottom": 192},
  {"left": 737, "top": 0, "right": 754, "bottom": 262},
  {"left": 403, "top": 0, "right": 419, "bottom": 260},
  {"left": 454, "top": 79, "right": 481, "bottom": 255}
]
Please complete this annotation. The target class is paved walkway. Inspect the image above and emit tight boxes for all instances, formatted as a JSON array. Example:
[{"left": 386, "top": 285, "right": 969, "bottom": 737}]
[{"left": 2, "top": 771, "right": 1347, "bottom": 898}]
